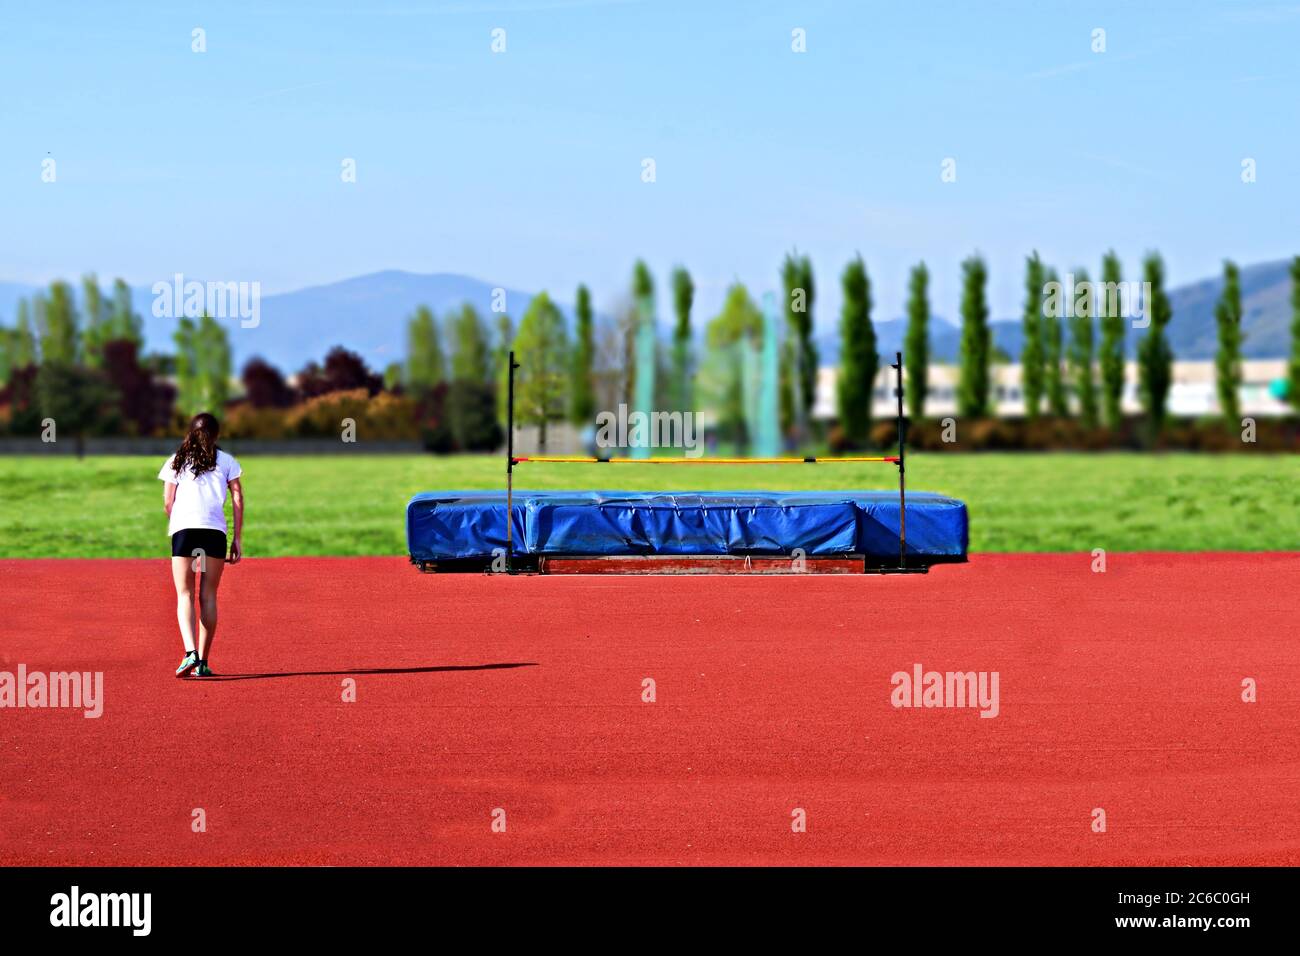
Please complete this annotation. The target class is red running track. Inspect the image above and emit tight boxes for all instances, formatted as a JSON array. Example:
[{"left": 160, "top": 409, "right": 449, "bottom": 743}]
[{"left": 1, "top": 553, "right": 1297, "bottom": 866}]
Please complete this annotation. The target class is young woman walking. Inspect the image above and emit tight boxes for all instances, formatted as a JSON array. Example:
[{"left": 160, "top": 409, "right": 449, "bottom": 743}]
[{"left": 159, "top": 412, "right": 243, "bottom": 678}]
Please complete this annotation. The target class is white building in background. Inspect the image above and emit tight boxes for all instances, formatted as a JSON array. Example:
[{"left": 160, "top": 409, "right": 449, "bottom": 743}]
[{"left": 814, "top": 360, "right": 1293, "bottom": 420}]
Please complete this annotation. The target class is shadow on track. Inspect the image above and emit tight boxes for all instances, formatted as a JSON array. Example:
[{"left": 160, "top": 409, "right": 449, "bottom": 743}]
[{"left": 203, "top": 662, "right": 537, "bottom": 682}]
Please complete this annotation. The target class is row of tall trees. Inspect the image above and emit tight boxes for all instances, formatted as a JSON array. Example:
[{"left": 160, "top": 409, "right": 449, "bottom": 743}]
[
  {"left": 953, "top": 250, "right": 1266, "bottom": 433},
  {"left": 0, "top": 277, "right": 145, "bottom": 377},
  {"left": 0, "top": 276, "right": 174, "bottom": 450},
  {"left": 402, "top": 302, "right": 505, "bottom": 451},
  {"left": 482, "top": 255, "right": 873, "bottom": 450},
  {"left": 6, "top": 254, "right": 1300, "bottom": 451},
  {"left": 502, "top": 249, "right": 1272, "bottom": 451}
]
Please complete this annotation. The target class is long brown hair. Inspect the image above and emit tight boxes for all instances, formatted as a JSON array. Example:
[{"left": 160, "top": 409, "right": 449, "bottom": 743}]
[{"left": 171, "top": 413, "right": 220, "bottom": 475}]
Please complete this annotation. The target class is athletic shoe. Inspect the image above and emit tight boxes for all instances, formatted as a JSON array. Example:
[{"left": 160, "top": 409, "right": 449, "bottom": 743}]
[
  {"left": 175, "top": 651, "right": 199, "bottom": 677},
  {"left": 193, "top": 661, "right": 214, "bottom": 678}
]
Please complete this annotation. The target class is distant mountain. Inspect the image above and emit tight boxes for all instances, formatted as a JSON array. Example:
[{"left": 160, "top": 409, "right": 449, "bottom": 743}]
[
  {"left": 204, "top": 271, "right": 573, "bottom": 373},
  {"left": 821, "top": 315, "right": 1018, "bottom": 366},
  {"left": 1165, "top": 258, "right": 1295, "bottom": 359},
  {"left": 2, "top": 260, "right": 1296, "bottom": 371},
  {"left": 0, "top": 272, "right": 586, "bottom": 374}
]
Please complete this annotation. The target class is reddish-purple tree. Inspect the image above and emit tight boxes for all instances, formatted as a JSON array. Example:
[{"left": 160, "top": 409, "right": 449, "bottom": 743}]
[
  {"left": 241, "top": 357, "right": 295, "bottom": 408},
  {"left": 101, "top": 339, "right": 176, "bottom": 435},
  {"left": 322, "top": 346, "right": 383, "bottom": 395}
]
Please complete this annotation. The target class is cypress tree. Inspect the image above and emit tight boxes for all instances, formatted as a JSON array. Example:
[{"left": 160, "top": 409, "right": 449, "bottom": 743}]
[
  {"left": 1137, "top": 252, "right": 1174, "bottom": 438},
  {"left": 781, "top": 253, "right": 818, "bottom": 433},
  {"left": 836, "top": 256, "right": 878, "bottom": 447},
  {"left": 1021, "top": 253, "right": 1045, "bottom": 419},
  {"left": 670, "top": 267, "right": 694, "bottom": 412},
  {"left": 570, "top": 285, "right": 596, "bottom": 424},
  {"left": 1043, "top": 268, "right": 1067, "bottom": 416},
  {"left": 1214, "top": 260, "right": 1243, "bottom": 425},
  {"left": 1068, "top": 268, "right": 1098, "bottom": 427},
  {"left": 957, "top": 254, "right": 991, "bottom": 418},
  {"left": 1099, "top": 251, "right": 1126, "bottom": 428},
  {"left": 903, "top": 262, "right": 930, "bottom": 421}
]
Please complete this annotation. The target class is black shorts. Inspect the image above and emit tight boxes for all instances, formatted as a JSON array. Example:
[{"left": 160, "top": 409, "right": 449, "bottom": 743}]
[{"left": 171, "top": 528, "right": 228, "bottom": 560}]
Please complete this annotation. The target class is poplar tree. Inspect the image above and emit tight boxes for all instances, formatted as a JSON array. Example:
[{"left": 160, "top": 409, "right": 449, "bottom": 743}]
[
  {"left": 957, "top": 255, "right": 991, "bottom": 417},
  {"left": 1020, "top": 253, "right": 1045, "bottom": 419},
  {"left": 1137, "top": 253, "right": 1174, "bottom": 437},
  {"left": 449, "top": 303, "right": 492, "bottom": 384},
  {"left": 782, "top": 252, "right": 818, "bottom": 430},
  {"left": 173, "top": 314, "right": 231, "bottom": 414},
  {"left": 1099, "top": 251, "right": 1126, "bottom": 428},
  {"left": 81, "top": 274, "right": 110, "bottom": 367},
  {"left": 570, "top": 284, "right": 596, "bottom": 424},
  {"left": 405, "top": 306, "right": 445, "bottom": 391},
  {"left": 39, "top": 281, "right": 80, "bottom": 365},
  {"left": 514, "top": 291, "right": 569, "bottom": 449},
  {"left": 1068, "top": 268, "right": 1098, "bottom": 427},
  {"left": 670, "top": 267, "right": 694, "bottom": 412},
  {"left": 14, "top": 300, "right": 37, "bottom": 366},
  {"left": 493, "top": 312, "right": 515, "bottom": 426},
  {"left": 903, "top": 263, "right": 930, "bottom": 420},
  {"left": 1043, "top": 268, "right": 1067, "bottom": 416},
  {"left": 109, "top": 279, "right": 144, "bottom": 347},
  {"left": 1214, "top": 260, "right": 1243, "bottom": 425},
  {"left": 836, "top": 256, "right": 878, "bottom": 446},
  {"left": 194, "top": 314, "right": 232, "bottom": 411}
]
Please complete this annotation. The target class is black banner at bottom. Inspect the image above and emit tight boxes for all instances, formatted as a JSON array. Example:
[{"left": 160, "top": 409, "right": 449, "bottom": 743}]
[{"left": 0, "top": 865, "right": 1288, "bottom": 942}]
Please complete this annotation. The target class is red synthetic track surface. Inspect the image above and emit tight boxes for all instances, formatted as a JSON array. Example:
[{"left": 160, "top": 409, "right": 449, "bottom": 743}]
[{"left": 1, "top": 553, "right": 1297, "bottom": 866}]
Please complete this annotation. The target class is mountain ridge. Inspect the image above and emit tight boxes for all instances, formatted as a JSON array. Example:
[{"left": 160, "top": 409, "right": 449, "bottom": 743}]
[{"left": 2, "top": 259, "right": 1295, "bottom": 370}]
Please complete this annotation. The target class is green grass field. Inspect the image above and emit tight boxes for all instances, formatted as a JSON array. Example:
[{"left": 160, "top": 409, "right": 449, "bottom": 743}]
[{"left": 1, "top": 453, "right": 1297, "bottom": 558}]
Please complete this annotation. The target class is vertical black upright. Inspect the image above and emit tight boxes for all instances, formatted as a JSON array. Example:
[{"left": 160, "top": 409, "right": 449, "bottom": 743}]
[
  {"left": 505, "top": 350, "right": 519, "bottom": 573},
  {"left": 893, "top": 351, "right": 906, "bottom": 570}
]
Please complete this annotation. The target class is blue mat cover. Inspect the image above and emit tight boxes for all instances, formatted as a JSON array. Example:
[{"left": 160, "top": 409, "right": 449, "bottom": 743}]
[{"left": 406, "top": 490, "right": 967, "bottom": 561}]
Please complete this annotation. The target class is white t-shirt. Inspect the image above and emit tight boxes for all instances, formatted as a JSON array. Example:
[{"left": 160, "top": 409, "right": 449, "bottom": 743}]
[{"left": 158, "top": 449, "right": 242, "bottom": 536}]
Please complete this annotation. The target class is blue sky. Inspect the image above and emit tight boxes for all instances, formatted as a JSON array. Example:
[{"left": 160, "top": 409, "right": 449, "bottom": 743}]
[{"left": 2, "top": 0, "right": 1297, "bottom": 327}]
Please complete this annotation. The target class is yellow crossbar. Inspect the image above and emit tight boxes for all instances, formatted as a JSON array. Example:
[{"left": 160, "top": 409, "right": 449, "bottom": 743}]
[{"left": 512, "top": 455, "right": 899, "bottom": 464}]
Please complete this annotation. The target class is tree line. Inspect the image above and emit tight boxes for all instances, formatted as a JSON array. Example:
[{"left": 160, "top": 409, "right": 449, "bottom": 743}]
[
  {"left": 3, "top": 254, "right": 1300, "bottom": 452},
  {"left": 951, "top": 251, "right": 1298, "bottom": 438}
]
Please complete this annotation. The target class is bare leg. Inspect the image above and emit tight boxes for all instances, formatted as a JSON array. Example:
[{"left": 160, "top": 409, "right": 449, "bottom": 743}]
[
  {"left": 170, "top": 557, "right": 198, "bottom": 653},
  {"left": 197, "top": 557, "right": 225, "bottom": 661}
]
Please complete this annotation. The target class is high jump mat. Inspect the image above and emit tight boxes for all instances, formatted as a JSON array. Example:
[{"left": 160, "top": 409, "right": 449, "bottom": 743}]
[{"left": 406, "top": 490, "right": 968, "bottom": 573}]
